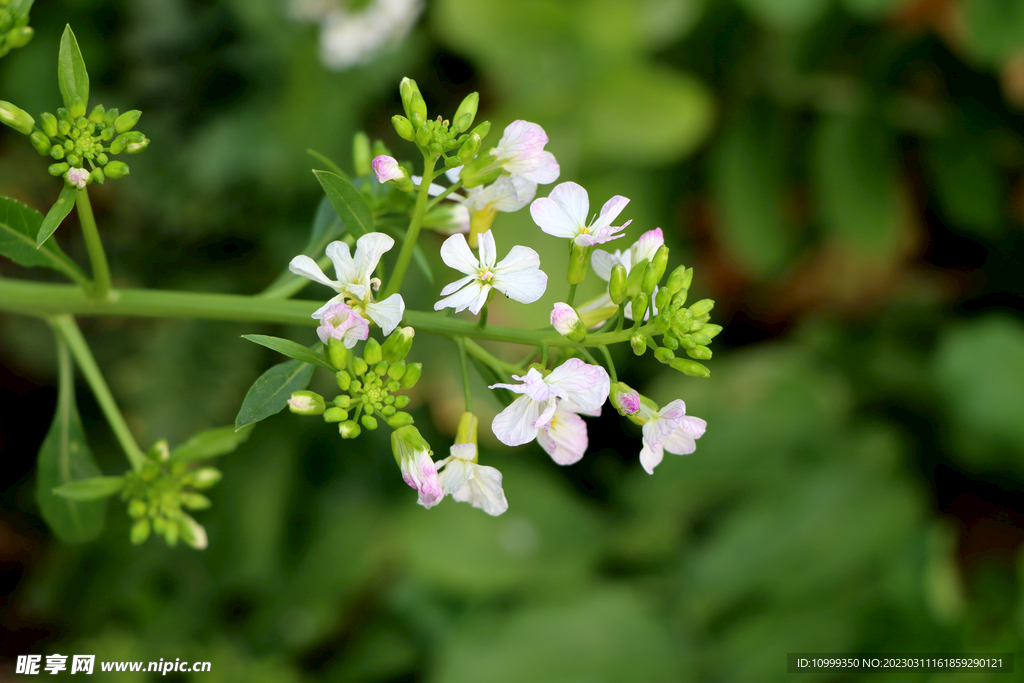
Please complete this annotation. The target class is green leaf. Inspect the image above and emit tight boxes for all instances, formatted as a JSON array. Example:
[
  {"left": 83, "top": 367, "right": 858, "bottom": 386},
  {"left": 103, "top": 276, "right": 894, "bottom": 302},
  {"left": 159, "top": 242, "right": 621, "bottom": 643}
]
[
  {"left": 307, "top": 148, "right": 348, "bottom": 179},
  {"left": 57, "top": 25, "right": 89, "bottom": 111},
  {"left": 36, "top": 186, "right": 77, "bottom": 248},
  {"left": 309, "top": 195, "right": 344, "bottom": 246},
  {"left": 314, "top": 170, "right": 374, "bottom": 237},
  {"left": 170, "top": 424, "right": 254, "bottom": 463},
  {"left": 927, "top": 134, "right": 1002, "bottom": 237},
  {"left": 35, "top": 339, "right": 107, "bottom": 543},
  {"left": 235, "top": 359, "right": 315, "bottom": 431},
  {"left": 52, "top": 476, "right": 125, "bottom": 501},
  {"left": 0, "top": 195, "right": 87, "bottom": 282},
  {"left": 242, "top": 334, "right": 334, "bottom": 370}
]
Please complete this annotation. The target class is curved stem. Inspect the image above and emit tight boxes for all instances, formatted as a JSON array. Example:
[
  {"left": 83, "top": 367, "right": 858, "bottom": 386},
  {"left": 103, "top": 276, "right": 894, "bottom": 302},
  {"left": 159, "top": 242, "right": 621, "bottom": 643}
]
[
  {"left": 425, "top": 179, "right": 462, "bottom": 210},
  {"left": 384, "top": 153, "right": 436, "bottom": 298},
  {"left": 49, "top": 315, "right": 146, "bottom": 471},
  {"left": 598, "top": 344, "right": 617, "bottom": 383},
  {"left": 76, "top": 189, "right": 112, "bottom": 302},
  {"left": 462, "top": 338, "right": 520, "bottom": 376}
]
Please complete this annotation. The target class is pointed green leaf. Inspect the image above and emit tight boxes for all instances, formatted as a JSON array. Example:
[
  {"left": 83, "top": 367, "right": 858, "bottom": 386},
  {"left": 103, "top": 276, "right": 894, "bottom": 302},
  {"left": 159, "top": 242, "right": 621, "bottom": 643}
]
[
  {"left": 57, "top": 25, "right": 89, "bottom": 111},
  {"left": 36, "top": 186, "right": 76, "bottom": 248},
  {"left": 52, "top": 475, "right": 125, "bottom": 501},
  {"left": 309, "top": 195, "right": 344, "bottom": 246},
  {"left": 314, "top": 170, "right": 374, "bottom": 237},
  {"left": 242, "top": 334, "right": 335, "bottom": 370},
  {"left": 36, "top": 339, "right": 107, "bottom": 543},
  {"left": 235, "top": 359, "right": 315, "bottom": 431},
  {"left": 169, "top": 424, "right": 254, "bottom": 463},
  {"left": 0, "top": 195, "right": 87, "bottom": 283},
  {"left": 307, "top": 148, "right": 347, "bottom": 179}
]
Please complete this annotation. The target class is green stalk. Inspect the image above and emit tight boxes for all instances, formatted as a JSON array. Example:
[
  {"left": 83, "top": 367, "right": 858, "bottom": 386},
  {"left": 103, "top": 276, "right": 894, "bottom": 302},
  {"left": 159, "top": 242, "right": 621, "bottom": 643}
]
[
  {"left": 456, "top": 336, "right": 472, "bottom": 411},
  {"left": 49, "top": 315, "right": 146, "bottom": 471},
  {"left": 384, "top": 153, "right": 436, "bottom": 298},
  {"left": 425, "top": 179, "right": 463, "bottom": 210},
  {"left": 76, "top": 189, "right": 112, "bottom": 302},
  {"left": 598, "top": 345, "right": 618, "bottom": 383},
  {"left": 566, "top": 283, "right": 577, "bottom": 307}
]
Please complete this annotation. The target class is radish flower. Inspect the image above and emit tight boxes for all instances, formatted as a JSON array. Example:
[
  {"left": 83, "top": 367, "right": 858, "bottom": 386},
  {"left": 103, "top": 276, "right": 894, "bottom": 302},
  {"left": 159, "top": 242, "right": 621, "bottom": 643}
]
[
  {"left": 636, "top": 399, "right": 706, "bottom": 474},
  {"left": 530, "top": 181, "right": 631, "bottom": 247},
  {"left": 437, "top": 442, "right": 508, "bottom": 516},
  {"left": 434, "top": 230, "right": 547, "bottom": 315}
]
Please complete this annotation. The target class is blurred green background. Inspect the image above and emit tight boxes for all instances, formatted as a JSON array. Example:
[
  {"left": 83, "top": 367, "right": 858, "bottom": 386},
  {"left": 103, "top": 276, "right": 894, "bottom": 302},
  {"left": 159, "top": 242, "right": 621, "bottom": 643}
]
[{"left": 3, "top": 0, "right": 1024, "bottom": 680}]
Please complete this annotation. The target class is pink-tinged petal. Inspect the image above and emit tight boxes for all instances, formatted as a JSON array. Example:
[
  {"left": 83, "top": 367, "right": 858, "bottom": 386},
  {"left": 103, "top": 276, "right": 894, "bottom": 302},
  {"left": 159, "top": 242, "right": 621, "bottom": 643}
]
[
  {"left": 590, "top": 195, "right": 630, "bottom": 231},
  {"left": 545, "top": 358, "right": 610, "bottom": 411},
  {"left": 364, "top": 293, "right": 405, "bottom": 335},
  {"left": 316, "top": 302, "right": 370, "bottom": 347},
  {"left": 521, "top": 151, "right": 560, "bottom": 184},
  {"left": 537, "top": 409, "right": 589, "bottom": 465},
  {"left": 354, "top": 232, "right": 395, "bottom": 281},
  {"left": 372, "top": 155, "right": 404, "bottom": 183},
  {"left": 491, "top": 394, "right": 546, "bottom": 446},
  {"left": 434, "top": 280, "right": 486, "bottom": 312},
  {"left": 289, "top": 255, "right": 340, "bottom": 291},
  {"left": 630, "top": 228, "right": 664, "bottom": 268},
  {"left": 533, "top": 396, "right": 559, "bottom": 431},
  {"left": 477, "top": 229, "right": 497, "bottom": 269},
  {"left": 451, "top": 464, "right": 508, "bottom": 516},
  {"left": 325, "top": 241, "right": 357, "bottom": 282},
  {"left": 589, "top": 221, "right": 629, "bottom": 245},
  {"left": 311, "top": 294, "right": 346, "bottom": 320},
  {"left": 439, "top": 274, "right": 476, "bottom": 297},
  {"left": 639, "top": 441, "right": 664, "bottom": 474},
  {"left": 530, "top": 197, "right": 579, "bottom": 239},
  {"left": 550, "top": 303, "right": 580, "bottom": 336},
  {"left": 439, "top": 233, "right": 480, "bottom": 275},
  {"left": 590, "top": 249, "right": 624, "bottom": 281},
  {"left": 559, "top": 399, "right": 602, "bottom": 418}
]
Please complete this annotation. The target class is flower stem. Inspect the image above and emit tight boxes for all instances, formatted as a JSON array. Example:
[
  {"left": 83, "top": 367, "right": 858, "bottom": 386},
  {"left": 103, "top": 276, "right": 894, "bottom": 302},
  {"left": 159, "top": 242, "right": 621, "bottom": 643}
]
[
  {"left": 49, "top": 315, "right": 146, "bottom": 471},
  {"left": 566, "top": 283, "right": 577, "bottom": 307},
  {"left": 426, "top": 179, "right": 462, "bottom": 210},
  {"left": 384, "top": 153, "right": 436, "bottom": 298},
  {"left": 76, "top": 189, "right": 112, "bottom": 302},
  {"left": 598, "top": 344, "right": 617, "bottom": 383},
  {"left": 456, "top": 337, "right": 472, "bottom": 411}
]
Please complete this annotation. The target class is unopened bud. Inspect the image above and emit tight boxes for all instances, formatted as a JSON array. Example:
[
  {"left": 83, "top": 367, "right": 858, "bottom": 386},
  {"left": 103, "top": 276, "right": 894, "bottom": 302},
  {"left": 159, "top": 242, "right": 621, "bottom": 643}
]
[
  {"left": 654, "top": 287, "right": 672, "bottom": 311},
  {"left": 387, "top": 360, "right": 407, "bottom": 381},
  {"left": 351, "top": 357, "right": 368, "bottom": 376},
  {"left": 87, "top": 104, "right": 105, "bottom": 124},
  {"left": 654, "top": 347, "right": 675, "bottom": 363},
  {"left": 670, "top": 357, "right": 710, "bottom": 378},
  {"left": 30, "top": 131, "right": 51, "bottom": 156},
  {"left": 452, "top": 92, "right": 479, "bottom": 133},
  {"left": 114, "top": 109, "right": 142, "bottom": 134},
  {"left": 400, "top": 78, "right": 425, "bottom": 121},
  {"left": 0, "top": 100, "right": 34, "bottom": 134},
  {"left": 372, "top": 154, "right": 415, "bottom": 192},
  {"left": 394, "top": 395, "right": 411, "bottom": 409},
  {"left": 686, "top": 345, "right": 712, "bottom": 360},
  {"left": 339, "top": 420, "right": 362, "bottom": 439},
  {"left": 386, "top": 411, "right": 415, "bottom": 428},
  {"left": 688, "top": 299, "right": 714, "bottom": 317},
  {"left": 457, "top": 132, "right": 482, "bottom": 165},
  {"left": 392, "top": 114, "right": 415, "bottom": 141},
  {"left": 567, "top": 244, "right": 589, "bottom": 285},
  {"left": 323, "top": 407, "right": 349, "bottom": 423},
  {"left": 360, "top": 415, "right": 378, "bottom": 431},
  {"left": 631, "top": 292, "right": 649, "bottom": 321},
  {"left": 101, "top": 107, "right": 118, "bottom": 126},
  {"left": 662, "top": 333, "right": 679, "bottom": 350},
  {"left": 65, "top": 167, "right": 90, "bottom": 189},
  {"left": 608, "top": 264, "right": 627, "bottom": 304},
  {"left": 630, "top": 333, "right": 646, "bottom": 356},
  {"left": 186, "top": 468, "right": 222, "bottom": 489},
  {"left": 90, "top": 167, "right": 105, "bottom": 185},
  {"left": 69, "top": 96, "right": 86, "bottom": 120},
  {"left": 400, "top": 362, "right": 422, "bottom": 388},
  {"left": 651, "top": 246, "right": 669, "bottom": 283},
  {"left": 48, "top": 162, "right": 70, "bottom": 176},
  {"left": 39, "top": 112, "right": 58, "bottom": 137},
  {"left": 701, "top": 324, "right": 723, "bottom": 339},
  {"left": 382, "top": 326, "right": 415, "bottom": 364},
  {"left": 423, "top": 204, "right": 470, "bottom": 235},
  {"left": 415, "top": 124, "right": 431, "bottom": 147},
  {"left": 609, "top": 382, "right": 640, "bottom": 415},
  {"left": 641, "top": 263, "right": 659, "bottom": 296},
  {"left": 336, "top": 370, "right": 352, "bottom": 391},
  {"left": 50, "top": 145, "right": 65, "bottom": 160},
  {"left": 455, "top": 411, "right": 479, "bottom": 446},
  {"left": 288, "top": 390, "right": 326, "bottom": 415},
  {"left": 181, "top": 493, "right": 212, "bottom": 510},
  {"left": 130, "top": 518, "right": 151, "bottom": 545},
  {"left": 6, "top": 26, "right": 33, "bottom": 49},
  {"left": 689, "top": 332, "right": 712, "bottom": 346},
  {"left": 363, "top": 338, "right": 382, "bottom": 365},
  {"left": 327, "top": 337, "right": 349, "bottom": 370},
  {"left": 128, "top": 499, "right": 148, "bottom": 518},
  {"left": 550, "top": 302, "right": 587, "bottom": 342},
  {"left": 104, "top": 161, "right": 129, "bottom": 179},
  {"left": 665, "top": 266, "right": 687, "bottom": 293}
]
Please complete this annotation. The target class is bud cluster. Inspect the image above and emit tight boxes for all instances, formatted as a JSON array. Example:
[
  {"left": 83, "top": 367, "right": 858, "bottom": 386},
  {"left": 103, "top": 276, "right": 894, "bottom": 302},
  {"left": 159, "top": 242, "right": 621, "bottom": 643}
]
[
  {"left": 288, "top": 326, "right": 421, "bottom": 439},
  {"left": 391, "top": 77, "right": 488, "bottom": 164},
  {"left": 120, "top": 441, "right": 221, "bottom": 550},
  {"left": 0, "top": 0, "right": 33, "bottom": 58}
]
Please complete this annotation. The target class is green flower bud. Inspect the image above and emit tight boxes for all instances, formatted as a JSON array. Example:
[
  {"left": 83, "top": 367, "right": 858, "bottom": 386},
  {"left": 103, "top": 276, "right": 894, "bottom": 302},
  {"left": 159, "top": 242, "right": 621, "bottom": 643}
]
[
  {"left": 333, "top": 395, "right": 352, "bottom": 409},
  {"left": 457, "top": 132, "right": 482, "bottom": 165},
  {"left": 65, "top": 154, "right": 81, "bottom": 167},
  {"left": 670, "top": 357, "right": 710, "bottom": 378},
  {"left": 686, "top": 345, "right": 712, "bottom": 360},
  {"left": 414, "top": 123, "right": 431, "bottom": 147},
  {"left": 567, "top": 243, "right": 589, "bottom": 285},
  {"left": 394, "top": 395, "right": 411, "bottom": 409},
  {"left": 386, "top": 411, "right": 415, "bottom": 428},
  {"left": 374, "top": 361, "right": 389, "bottom": 376},
  {"left": 69, "top": 96, "right": 86, "bottom": 120},
  {"left": 181, "top": 493, "right": 212, "bottom": 510},
  {"left": 670, "top": 292, "right": 687, "bottom": 311},
  {"left": 128, "top": 499, "right": 148, "bottom": 518},
  {"left": 381, "top": 405, "right": 396, "bottom": 416},
  {"left": 99, "top": 126, "right": 114, "bottom": 142},
  {"left": 0, "top": 99, "right": 33, "bottom": 134},
  {"left": 163, "top": 519, "right": 180, "bottom": 547},
  {"left": 114, "top": 109, "right": 142, "bottom": 134},
  {"left": 96, "top": 152, "right": 108, "bottom": 165},
  {"left": 452, "top": 91, "right": 479, "bottom": 133},
  {"left": 6, "top": 26, "right": 34, "bottom": 49},
  {"left": 387, "top": 360, "right": 407, "bottom": 381},
  {"left": 400, "top": 362, "right": 422, "bottom": 388},
  {"left": 688, "top": 317, "right": 707, "bottom": 332},
  {"left": 88, "top": 105, "right": 106, "bottom": 124},
  {"left": 665, "top": 266, "right": 686, "bottom": 293},
  {"left": 654, "top": 287, "right": 672, "bottom": 311},
  {"left": 688, "top": 298, "right": 714, "bottom": 317},
  {"left": 382, "top": 326, "right": 415, "bottom": 364},
  {"left": 470, "top": 120, "right": 491, "bottom": 140},
  {"left": 360, "top": 415, "right": 378, "bottom": 431},
  {"left": 40, "top": 112, "right": 58, "bottom": 137},
  {"left": 29, "top": 130, "right": 51, "bottom": 155},
  {"left": 392, "top": 114, "right": 415, "bottom": 141},
  {"left": 363, "top": 338, "right": 382, "bottom": 365},
  {"left": 651, "top": 246, "right": 669, "bottom": 284},
  {"left": 399, "top": 77, "right": 425, "bottom": 123},
  {"left": 702, "top": 324, "right": 723, "bottom": 339},
  {"left": 690, "top": 332, "right": 712, "bottom": 346},
  {"left": 102, "top": 108, "right": 119, "bottom": 126},
  {"left": 631, "top": 292, "right": 649, "bottom": 322},
  {"left": 185, "top": 468, "right": 222, "bottom": 489},
  {"left": 104, "top": 161, "right": 129, "bottom": 179},
  {"left": 609, "top": 264, "right": 627, "bottom": 304},
  {"left": 641, "top": 263, "right": 659, "bottom": 296},
  {"left": 109, "top": 135, "right": 126, "bottom": 154},
  {"left": 386, "top": 379, "right": 401, "bottom": 392},
  {"left": 90, "top": 167, "right": 105, "bottom": 185},
  {"left": 49, "top": 145, "right": 65, "bottom": 160},
  {"left": 653, "top": 313, "right": 670, "bottom": 334},
  {"left": 48, "top": 162, "right": 70, "bottom": 176},
  {"left": 336, "top": 370, "right": 352, "bottom": 391},
  {"left": 352, "top": 131, "right": 371, "bottom": 176},
  {"left": 662, "top": 333, "right": 679, "bottom": 350},
  {"left": 352, "top": 357, "right": 368, "bottom": 376},
  {"left": 327, "top": 337, "right": 349, "bottom": 370},
  {"left": 654, "top": 347, "right": 675, "bottom": 363},
  {"left": 288, "top": 390, "right": 326, "bottom": 415},
  {"left": 125, "top": 137, "right": 149, "bottom": 154},
  {"left": 323, "top": 407, "right": 349, "bottom": 423},
  {"left": 339, "top": 420, "right": 362, "bottom": 439},
  {"left": 675, "top": 333, "right": 694, "bottom": 349},
  {"left": 630, "top": 333, "right": 646, "bottom": 356},
  {"left": 609, "top": 382, "right": 641, "bottom": 415},
  {"left": 130, "top": 518, "right": 151, "bottom": 545}
]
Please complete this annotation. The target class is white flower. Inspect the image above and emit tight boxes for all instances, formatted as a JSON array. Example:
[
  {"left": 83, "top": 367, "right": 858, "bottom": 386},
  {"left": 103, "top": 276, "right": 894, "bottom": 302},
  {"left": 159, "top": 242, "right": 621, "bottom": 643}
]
[
  {"left": 289, "top": 232, "right": 406, "bottom": 335},
  {"left": 489, "top": 120, "right": 560, "bottom": 184},
  {"left": 587, "top": 228, "right": 665, "bottom": 321},
  {"left": 489, "top": 358, "right": 610, "bottom": 447},
  {"left": 536, "top": 400, "right": 600, "bottom": 465},
  {"left": 437, "top": 443, "right": 508, "bottom": 516},
  {"left": 315, "top": 301, "right": 370, "bottom": 347},
  {"left": 636, "top": 399, "right": 706, "bottom": 474},
  {"left": 392, "top": 426, "right": 443, "bottom": 508},
  {"left": 434, "top": 230, "right": 547, "bottom": 315},
  {"left": 65, "top": 167, "right": 89, "bottom": 189},
  {"left": 530, "top": 181, "right": 631, "bottom": 247},
  {"left": 292, "top": 0, "right": 424, "bottom": 71}
]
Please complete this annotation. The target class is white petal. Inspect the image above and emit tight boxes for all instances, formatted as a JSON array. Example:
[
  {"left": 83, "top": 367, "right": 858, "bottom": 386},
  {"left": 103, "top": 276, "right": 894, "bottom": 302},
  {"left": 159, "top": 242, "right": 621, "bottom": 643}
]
[
  {"left": 439, "top": 457, "right": 472, "bottom": 495},
  {"left": 533, "top": 396, "right": 559, "bottom": 432},
  {"left": 537, "top": 409, "right": 589, "bottom": 465},
  {"left": 491, "top": 394, "right": 545, "bottom": 446},
  {"left": 477, "top": 230, "right": 497, "bottom": 269},
  {"left": 520, "top": 151, "right": 560, "bottom": 184},
  {"left": 289, "top": 255, "right": 340, "bottom": 291},
  {"left": 590, "top": 195, "right": 629, "bottom": 231},
  {"left": 452, "top": 464, "right": 508, "bottom": 516},
  {"left": 639, "top": 441, "right": 664, "bottom": 474},
  {"left": 364, "top": 294, "right": 405, "bottom": 335},
  {"left": 490, "top": 177, "right": 537, "bottom": 212},
  {"left": 434, "top": 280, "right": 487, "bottom": 313},
  {"left": 450, "top": 443, "right": 477, "bottom": 461},
  {"left": 465, "top": 283, "right": 493, "bottom": 315},
  {"left": 493, "top": 247, "right": 547, "bottom": 304},
  {"left": 630, "top": 228, "right": 664, "bottom": 268},
  {"left": 589, "top": 249, "right": 622, "bottom": 281},
  {"left": 439, "top": 274, "right": 476, "bottom": 297},
  {"left": 660, "top": 416, "right": 707, "bottom": 455},
  {"left": 544, "top": 358, "right": 610, "bottom": 411},
  {"left": 354, "top": 232, "right": 395, "bottom": 280},
  {"left": 439, "top": 233, "right": 480, "bottom": 275},
  {"left": 325, "top": 241, "right": 357, "bottom": 283},
  {"left": 559, "top": 399, "right": 602, "bottom": 418}
]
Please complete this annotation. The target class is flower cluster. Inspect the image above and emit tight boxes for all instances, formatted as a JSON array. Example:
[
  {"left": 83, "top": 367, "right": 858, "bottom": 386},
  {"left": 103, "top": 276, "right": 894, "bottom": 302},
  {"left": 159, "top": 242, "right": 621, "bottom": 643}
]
[{"left": 0, "top": 0, "right": 33, "bottom": 58}]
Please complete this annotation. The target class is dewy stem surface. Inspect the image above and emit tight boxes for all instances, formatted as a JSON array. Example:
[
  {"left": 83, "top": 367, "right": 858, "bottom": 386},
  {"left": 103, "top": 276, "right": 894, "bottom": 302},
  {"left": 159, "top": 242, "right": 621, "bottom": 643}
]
[
  {"left": 0, "top": 279, "right": 650, "bottom": 349},
  {"left": 383, "top": 153, "right": 436, "bottom": 299}
]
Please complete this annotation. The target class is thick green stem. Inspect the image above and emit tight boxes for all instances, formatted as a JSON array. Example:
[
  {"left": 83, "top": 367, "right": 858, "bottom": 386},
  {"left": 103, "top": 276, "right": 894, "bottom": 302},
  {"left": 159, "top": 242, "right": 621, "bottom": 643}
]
[
  {"left": 384, "top": 154, "right": 436, "bottom": 298},
  {"left": 76, "top": 189, "right": 112, "bottom": 302},
  {"left": 49, "top": 315, "right": 146, "bottom": 471},
  {"left": 462, "top": 338, "right": 521, "bottom": 376},
  {"left": 0, "top": 279, "right": 653, "bottom": 349}
]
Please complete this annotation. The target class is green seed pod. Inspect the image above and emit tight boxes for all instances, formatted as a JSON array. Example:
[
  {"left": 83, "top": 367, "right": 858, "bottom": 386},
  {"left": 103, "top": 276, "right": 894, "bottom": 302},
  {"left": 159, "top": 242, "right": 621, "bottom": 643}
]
[
  {"left": 400, "top": 362, "right": 422, "bottom": 388},
  {"left": 338, "top": 421, "right": 362, "bottom": 439},
  {"left": 382, "top": 326, "right": 415, "bottom": 364},
  {"left": 363, "top": 338, "right": 382, "bottom": 365},
  {"left": 114, "top": 109, "right": 142, "bottom": 134},
  {"left": 631, "top": 292, "right": 649, "bottom": 322},
  {"left": 670, "top": 357, "right": 710, "bottom": 378},
  {"left": 609, "top": 264, "right": 627, "bottom": 304},
  {"left": 654, "top": 347, "right": 675, "bottom": 363},
  {"left": 323, "top": 407, "right": 349, "bottom": 423},
  {"left": 336, "top": 370, "right": 351, "bottom": 391},
  {"left": 181, "top": 493, "right": 212, "bottom": 510},
  {"left": 630, "top": 333, "right": 646, "bottom": 356},
  {"left": 29, "top": 131, "right": 51, "bottom": 156},
  {"left": 386, "top": 411, "right": 415, "bottom": 428},
  {"left": 351, "top": 357, "right": 368, "bottom": 376},
  {"left": 387, "top": 360, "right": 407, "bottom": 381},
  {"left": 40, "top": 112, "right": 58, "bottom": 137},
  {"left": 104, "top": 161, "right": 129, "bottom": 179},
  {"left": 360, "top": 415, "right": 378, "bottom": 431},
  {"left": 128, "top": 499, "right": 148, "bottom": 518},
  {"left": 0, "top": 99, "right": 34, "bottom": 134},
  {"left": 567, "top": 244, "right": 589, "bottom": 285},
  {"left": 394, "top": 395, "right": 411, "bottom": 409},
  {"left": 130, "top": 518, "right": 151, "bottom": 545},
  {"left": 452, "top": 91, "right": 478, "bottom": 133},
  {"left": 686, "top": 345, "right": 712, "bottom": 360},
  {"left": 48, "top": 162, "right": 70, "bottom": 176}
]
